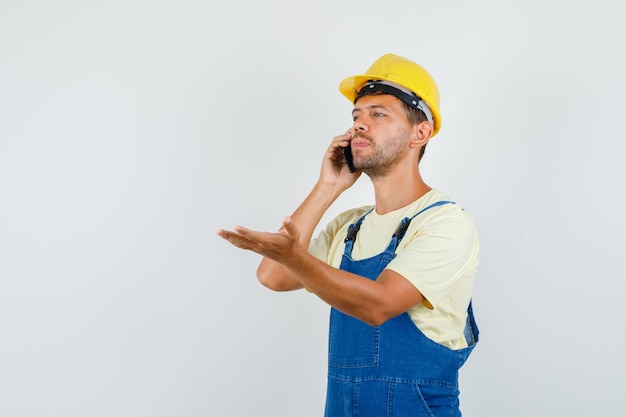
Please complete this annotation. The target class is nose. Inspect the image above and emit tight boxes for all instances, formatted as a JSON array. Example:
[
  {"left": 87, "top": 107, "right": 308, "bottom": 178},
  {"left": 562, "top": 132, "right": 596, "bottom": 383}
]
[{"left": 352, "top": 115, "right": 369, "bottom": 132}]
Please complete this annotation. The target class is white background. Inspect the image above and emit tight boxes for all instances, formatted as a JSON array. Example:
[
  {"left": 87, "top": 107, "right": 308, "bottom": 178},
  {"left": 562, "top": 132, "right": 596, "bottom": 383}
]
[{"left": 1, "top": 1, "right": 625, "bottom": 416}]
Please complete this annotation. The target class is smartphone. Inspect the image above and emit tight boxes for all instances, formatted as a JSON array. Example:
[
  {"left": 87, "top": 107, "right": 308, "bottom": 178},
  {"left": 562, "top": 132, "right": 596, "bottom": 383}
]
[{"left": 342, "top": 143, "right": 356, "bottom": 173}]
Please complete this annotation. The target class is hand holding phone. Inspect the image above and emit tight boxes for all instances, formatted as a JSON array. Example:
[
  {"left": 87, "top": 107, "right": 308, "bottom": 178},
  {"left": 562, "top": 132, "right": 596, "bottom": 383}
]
[{"left": 342, "top": 143, "right": 356, "bottom": 173}]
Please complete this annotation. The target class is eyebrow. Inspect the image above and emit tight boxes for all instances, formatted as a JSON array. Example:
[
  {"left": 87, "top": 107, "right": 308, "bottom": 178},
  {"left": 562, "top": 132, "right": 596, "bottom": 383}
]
[{"left": 352, "top": 104, "right": 389, "bottom": 116}]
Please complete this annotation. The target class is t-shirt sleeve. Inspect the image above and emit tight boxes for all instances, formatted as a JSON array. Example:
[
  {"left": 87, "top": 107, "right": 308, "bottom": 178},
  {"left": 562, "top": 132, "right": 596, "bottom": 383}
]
[
  {"left": 308, "top": 206, "right": 373, "bottom": 265},
  {"left": 308, "top": 225, "right": 333, "bottom": 263},
  {"left": 385, "top": 207, "right": 479, "bottom": 309}
]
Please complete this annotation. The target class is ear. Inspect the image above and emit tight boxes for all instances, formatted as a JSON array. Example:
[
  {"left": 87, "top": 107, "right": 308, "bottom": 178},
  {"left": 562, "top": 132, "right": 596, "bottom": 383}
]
[{"left": 408, "top": 121, "right": 434, "bottom": 148}]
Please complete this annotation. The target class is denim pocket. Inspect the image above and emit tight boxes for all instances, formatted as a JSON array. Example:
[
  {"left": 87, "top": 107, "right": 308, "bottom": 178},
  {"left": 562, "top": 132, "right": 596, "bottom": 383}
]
[
  {"left": 396, "top": 383, "right": 437, "bottom": 417},
  {"left": 328, "top": 308, "right": 379, "bottom": 368},
  {"left": 406, "top": 382, "right": 459, "bottom": 417},
  {"left": 353, "top": 381, "right": 436, "bottom": 417}
]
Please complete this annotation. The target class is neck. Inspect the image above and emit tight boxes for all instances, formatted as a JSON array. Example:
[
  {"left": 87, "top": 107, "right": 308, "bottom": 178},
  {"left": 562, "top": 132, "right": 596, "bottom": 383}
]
[{"left": 369, "top": 166, "right": 431, "bottom": 214}]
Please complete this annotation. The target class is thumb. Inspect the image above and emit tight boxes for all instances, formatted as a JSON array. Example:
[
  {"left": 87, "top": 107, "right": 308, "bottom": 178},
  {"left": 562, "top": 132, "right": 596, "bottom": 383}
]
[
  {"left": 281, "top": 215, "right": 293, "bottom": 232},
  {"left": 279, "top": 215, "right": 301, "bottom": 245},
  {"left": 279, "top": 215, "right": 298, "bottom": 238}
]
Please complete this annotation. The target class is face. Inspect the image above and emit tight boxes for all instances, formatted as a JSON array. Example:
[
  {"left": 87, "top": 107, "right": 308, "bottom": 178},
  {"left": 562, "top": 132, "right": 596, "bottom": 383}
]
[{"left": 350, "top": 94, "right": 413, "bottom": 178}]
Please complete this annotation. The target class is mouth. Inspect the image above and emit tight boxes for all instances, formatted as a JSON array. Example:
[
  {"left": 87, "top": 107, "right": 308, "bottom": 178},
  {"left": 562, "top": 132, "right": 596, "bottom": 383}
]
[{"left": 351, "top": 135, "right": 371, "bottom": 148}]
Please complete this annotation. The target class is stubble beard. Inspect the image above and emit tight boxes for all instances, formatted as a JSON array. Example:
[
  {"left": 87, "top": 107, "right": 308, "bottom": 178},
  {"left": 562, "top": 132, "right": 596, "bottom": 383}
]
[{"left": 353, "top": 132, "right": 411, "bottom": 180}]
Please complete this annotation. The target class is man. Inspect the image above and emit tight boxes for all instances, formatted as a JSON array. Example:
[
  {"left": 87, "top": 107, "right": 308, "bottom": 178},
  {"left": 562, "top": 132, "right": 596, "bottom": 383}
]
[{"left": 217, "top": 53, "right": 479, "bottom": 417}]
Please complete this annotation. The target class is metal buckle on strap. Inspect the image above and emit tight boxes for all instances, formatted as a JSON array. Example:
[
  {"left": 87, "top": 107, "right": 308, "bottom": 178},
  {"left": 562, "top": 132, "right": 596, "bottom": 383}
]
[
  {"left": 344, "top": 223, "right": 362, "bottom": 243},
  {"left": 392, "top": 218, "right": 411, "bottom": 240}
]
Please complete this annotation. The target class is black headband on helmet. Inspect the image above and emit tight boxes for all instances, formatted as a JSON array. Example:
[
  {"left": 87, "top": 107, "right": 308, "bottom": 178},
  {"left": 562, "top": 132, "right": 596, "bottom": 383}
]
[{"left": 357, "top": 80, "right": 433, "bottom": 123}]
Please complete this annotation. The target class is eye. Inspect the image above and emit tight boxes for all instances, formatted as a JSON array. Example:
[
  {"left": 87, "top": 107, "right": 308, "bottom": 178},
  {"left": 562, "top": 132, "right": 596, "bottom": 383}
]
[{"left": 373, "top": 112, "right": 384, "bottom": 117}]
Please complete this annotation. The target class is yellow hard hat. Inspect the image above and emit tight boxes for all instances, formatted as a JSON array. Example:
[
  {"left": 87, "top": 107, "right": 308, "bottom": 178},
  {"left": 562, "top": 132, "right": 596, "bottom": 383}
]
[{"left": 339, "top": 53, "right": 442, "bottom": 137}]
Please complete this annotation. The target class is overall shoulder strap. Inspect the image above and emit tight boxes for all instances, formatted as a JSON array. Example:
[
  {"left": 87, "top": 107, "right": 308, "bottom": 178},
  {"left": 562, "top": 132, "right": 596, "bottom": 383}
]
[
  {"left": 343, "top": 207, "right": 375, "bottom": 256},
  {"left": 393, "top": 200, "right": 456, "bottom": 243}
]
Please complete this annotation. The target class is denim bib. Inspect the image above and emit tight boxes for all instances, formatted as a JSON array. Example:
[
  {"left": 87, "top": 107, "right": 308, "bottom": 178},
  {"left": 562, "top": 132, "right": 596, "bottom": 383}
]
[{"left": 324, "top": 201, "right": 479, "bottom": 417}]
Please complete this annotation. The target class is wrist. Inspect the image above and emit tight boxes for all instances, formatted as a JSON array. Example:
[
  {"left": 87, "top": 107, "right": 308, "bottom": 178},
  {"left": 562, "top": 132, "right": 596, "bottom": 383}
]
[{"left": 313, "top": 180, "right": 344, "bottom": 203}]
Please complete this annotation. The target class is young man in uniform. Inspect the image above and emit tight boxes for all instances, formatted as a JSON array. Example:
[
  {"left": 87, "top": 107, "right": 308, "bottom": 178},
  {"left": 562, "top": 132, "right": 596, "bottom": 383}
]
[{"left": 217, "top": 53, "right": 479, "bottom": 417}]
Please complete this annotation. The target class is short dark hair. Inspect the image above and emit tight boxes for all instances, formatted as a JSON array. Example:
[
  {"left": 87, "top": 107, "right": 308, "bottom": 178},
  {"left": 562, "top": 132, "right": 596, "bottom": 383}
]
[{"left": 354, "top": 89, "right": 429, "bottom": 161}]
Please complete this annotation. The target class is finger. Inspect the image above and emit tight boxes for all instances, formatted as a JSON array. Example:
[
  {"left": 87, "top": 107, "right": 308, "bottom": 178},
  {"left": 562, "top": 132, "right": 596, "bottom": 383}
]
[
  {"left": 234, "top": 226, "right": 275, "bottom": 246},
  {"left": 342, "top": 130, "right": 353, "bottom": 141},
  {"left": 280, "top": 215, "right": 302, "bottom": 244},
  {"left": 216, "top": 226, "right": 250, "bottom": 239},
  {"left": 216, "top": 228, "right": 234, "bottom": 239},
  {"left": 280, "top": 215, "right": 293, "bottom": 234},
  {"left": 217, "top": 228, "right": 256, "bottom": 250},
  {"left": 332, "top": 130, "right": 353, "bottom": 145}
]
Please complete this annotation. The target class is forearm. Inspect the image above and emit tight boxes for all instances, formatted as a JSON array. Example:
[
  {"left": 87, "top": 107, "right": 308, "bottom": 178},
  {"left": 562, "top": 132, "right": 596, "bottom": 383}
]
[{"left": 283, "top": 248, "right": 390, "bottom": 326}]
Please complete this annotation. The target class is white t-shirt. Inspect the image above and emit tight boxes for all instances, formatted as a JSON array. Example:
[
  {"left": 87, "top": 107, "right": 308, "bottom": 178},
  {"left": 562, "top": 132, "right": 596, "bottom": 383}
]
[{"left": 308, "top": 189, "right": 479, "bottom": 350}]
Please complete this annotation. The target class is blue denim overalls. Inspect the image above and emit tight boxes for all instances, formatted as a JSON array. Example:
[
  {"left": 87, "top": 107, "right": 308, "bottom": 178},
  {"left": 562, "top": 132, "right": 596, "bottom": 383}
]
[{"left": 324, "top": 201, "right": 479, "bottom": 417}]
